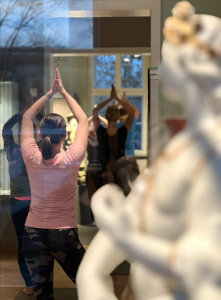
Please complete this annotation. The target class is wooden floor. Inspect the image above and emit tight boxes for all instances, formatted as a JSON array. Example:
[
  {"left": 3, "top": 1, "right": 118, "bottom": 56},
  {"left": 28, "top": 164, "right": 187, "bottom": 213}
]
[{"left": 0, "top": 251, "right": 128, "bottom": 300}]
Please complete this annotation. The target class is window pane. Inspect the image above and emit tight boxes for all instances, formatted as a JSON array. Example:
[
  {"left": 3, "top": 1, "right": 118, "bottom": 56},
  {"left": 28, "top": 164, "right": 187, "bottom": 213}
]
[
  {"left": 127, "top": 96, "right": 143, "bottom": 150},
  {"left": 121, "top": 55, "right": 143, "bottom": 88},
  {"left": 94, "top": 55, "right": 116, "bottom": 88},
  {"left": 93, "top": 95, "right": 115, "bottom": 118}
]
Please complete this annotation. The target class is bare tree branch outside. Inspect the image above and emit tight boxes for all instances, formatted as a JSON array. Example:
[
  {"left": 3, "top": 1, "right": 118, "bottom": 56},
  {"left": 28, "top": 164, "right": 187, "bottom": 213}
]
[{"left": 0, "top": 0, "right": 70, "bottom": 81}]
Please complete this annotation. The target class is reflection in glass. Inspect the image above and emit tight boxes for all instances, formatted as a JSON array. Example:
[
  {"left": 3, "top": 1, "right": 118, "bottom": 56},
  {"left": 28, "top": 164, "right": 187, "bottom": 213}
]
[
  {"left": 121, "top": 55, "right": 143, "bottom": 88},
  {"left": 127, "top": 95, "right": 143, "bottom": 150},
  {"left": 69, "top": 18, "right": 93, "bottom": 49},
  {"left": 0, "top": 1, "right": 93, "bottom": 50},
  {"left": 1, "top": 1, "right": 56, "bottom": 48},
  {"left": 94, "top": 55, "right": 116, "bottom": 88}
]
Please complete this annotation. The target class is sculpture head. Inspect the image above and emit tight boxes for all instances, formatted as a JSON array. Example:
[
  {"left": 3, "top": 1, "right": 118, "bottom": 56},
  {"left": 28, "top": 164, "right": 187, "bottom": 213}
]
[
  {"left": 66, "top": 113, "right": 78, "bottom": 143},
  {"left": 160, "top": 1, "right": 221, "bottom": 107}
]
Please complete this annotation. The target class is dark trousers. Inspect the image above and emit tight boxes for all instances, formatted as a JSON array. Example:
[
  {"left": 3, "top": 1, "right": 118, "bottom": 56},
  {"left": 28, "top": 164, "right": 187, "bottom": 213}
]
[
  {"left": 114, "top": 159, "right": 140, "bottom": 196},
  {"left": 23, "top": 227, "right": 85, "bottom": 300},
  {"left": 86, "top": 167, "right": 102, "bottom": 201},
  {"left": 102, "top": 159, "right": 140, "bottom": 196},
  {"left": 86, "top": 166, "right": 102, "bottom": 221},
  {"left": 10, "top": 198, "right": 33, "bottom": 287}
]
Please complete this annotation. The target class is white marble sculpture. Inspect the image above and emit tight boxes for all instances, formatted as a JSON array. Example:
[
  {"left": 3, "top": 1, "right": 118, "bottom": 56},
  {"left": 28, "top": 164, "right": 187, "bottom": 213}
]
[{"left": 76, "top": 2, "right": 221, "bottom": 299}]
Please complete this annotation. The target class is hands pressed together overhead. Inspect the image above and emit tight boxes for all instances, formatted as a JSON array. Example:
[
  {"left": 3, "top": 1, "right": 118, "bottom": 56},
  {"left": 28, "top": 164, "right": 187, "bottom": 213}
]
[
  {"left": 51, "top": 68, "right": 65, "bottom": 95},
  {"left": 110, "top": 84, "right": 117, "bottom": 100},
  {"left": 110, "top": 84, "right": 128, "bottom": 104}
]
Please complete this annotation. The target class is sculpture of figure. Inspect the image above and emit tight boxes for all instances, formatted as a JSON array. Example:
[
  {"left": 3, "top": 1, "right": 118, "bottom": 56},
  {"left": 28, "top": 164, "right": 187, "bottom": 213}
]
[
  {"left": 77, "top": 2, "right": 221, "bottom": 300},
  {"left": 63, "top": 113, "right": 78, "bottom": 151},
  {"left": 63, "top": 113, "right": 86, "bottom": 184}
]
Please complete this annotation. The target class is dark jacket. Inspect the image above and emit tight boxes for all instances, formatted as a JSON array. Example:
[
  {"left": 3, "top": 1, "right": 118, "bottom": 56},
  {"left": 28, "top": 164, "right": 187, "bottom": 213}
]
[{"left": 2, "top": 114, "right": 31, "bottom": 197}]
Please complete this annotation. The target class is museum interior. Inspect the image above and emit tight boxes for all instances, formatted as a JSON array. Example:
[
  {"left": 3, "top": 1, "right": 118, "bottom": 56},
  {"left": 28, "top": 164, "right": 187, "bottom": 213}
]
[{"left": 1, "top": 0, "right": 221, "bottom": 299}]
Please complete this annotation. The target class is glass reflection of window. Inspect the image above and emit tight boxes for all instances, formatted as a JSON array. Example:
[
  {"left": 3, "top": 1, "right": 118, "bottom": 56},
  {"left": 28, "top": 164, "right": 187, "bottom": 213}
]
[
  {"left": 0, "top": 1, "right": 93, "bottom": 50},
  {"left": 121, "top": 55, "right": 143, "bottom": 88},
  {"left": 94, "top": 55, "right": 116, "bottom": 88}
]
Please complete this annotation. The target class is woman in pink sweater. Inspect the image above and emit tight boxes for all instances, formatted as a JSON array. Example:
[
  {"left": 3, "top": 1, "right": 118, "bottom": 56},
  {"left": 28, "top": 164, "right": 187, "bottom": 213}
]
[{"left": 20, "top": 68, "right": 88, "bottom": 300}]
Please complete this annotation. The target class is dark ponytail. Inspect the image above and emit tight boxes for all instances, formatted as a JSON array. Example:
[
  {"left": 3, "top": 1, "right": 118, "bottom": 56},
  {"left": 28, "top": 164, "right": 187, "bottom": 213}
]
[
  {"left": 40, "top": 113, "right": 66, "bottom": 160},
  {"left": 40, "top": 137, "right": 53, "bottom": 160}
]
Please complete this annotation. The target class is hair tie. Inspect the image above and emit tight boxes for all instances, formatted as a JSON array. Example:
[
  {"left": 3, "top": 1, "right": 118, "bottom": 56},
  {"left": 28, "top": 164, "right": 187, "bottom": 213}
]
[{"left": 45, "top": 136, "right": 51, "bottom": 142}]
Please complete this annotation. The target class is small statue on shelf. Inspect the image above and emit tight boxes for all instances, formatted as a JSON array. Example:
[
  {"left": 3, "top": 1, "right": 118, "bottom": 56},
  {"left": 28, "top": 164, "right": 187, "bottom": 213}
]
[{"left": 63, "top": 113, "right": 86, "bottom": 184}]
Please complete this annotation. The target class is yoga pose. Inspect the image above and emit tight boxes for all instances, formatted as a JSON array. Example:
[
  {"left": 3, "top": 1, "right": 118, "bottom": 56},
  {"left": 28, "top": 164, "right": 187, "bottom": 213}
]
[
  {"left": 92, "top": 85, "right": 134, "bottom": 192},
  {"left": 21, "top": 68, "right": 88, "bottom": 299}
]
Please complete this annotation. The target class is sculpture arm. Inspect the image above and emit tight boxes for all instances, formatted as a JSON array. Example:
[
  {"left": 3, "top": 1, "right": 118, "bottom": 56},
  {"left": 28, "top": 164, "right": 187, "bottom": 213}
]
[
  {"left": 91, "top": 183, "right": 172, "bottom": 277},
  {"left": 92, "top": 183, "right": 221, "bottom": 300},
  {"left": 76, "top": 230, "right": 127, "bottom": 300},
  {"left": 169, "top": 232, "right": 221, "bottom": 299}
]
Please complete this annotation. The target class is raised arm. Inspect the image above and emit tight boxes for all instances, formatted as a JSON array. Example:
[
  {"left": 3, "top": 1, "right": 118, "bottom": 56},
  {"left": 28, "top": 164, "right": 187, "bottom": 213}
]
[
  {"left": 98, "top": 115, "right": 108, "bottom": 127},
  {"left": 21, "top": 73, "right": 57, "bottom": 143},
  {"left": 112, "top": 87, "right": 134, "bottom": 132},
  {"left": 115, "top": 93, "right": 139, "bottom": 120},
  {"left": 2, "top": 114, "right": 22, "bottom": 147},
  {"left": 88, "top": 115, "right": 108, "bottom": 128},
  {"left": 125, "top": 98, "right": 140, "bottom": 119},
  {"left": 92, "top": 86, "right": 114, "bottom": 130},
  {"left": 56, "top": 69, "right": 88, "bottom": 150}
]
